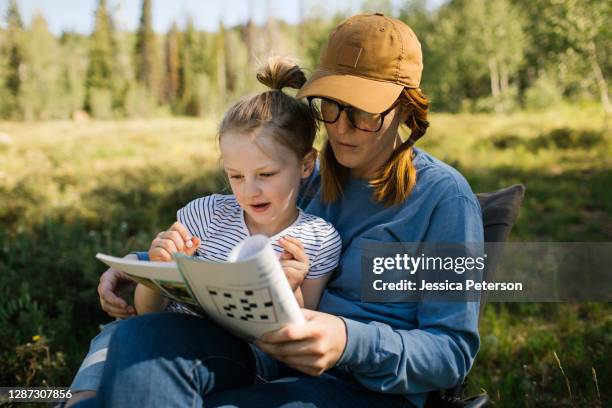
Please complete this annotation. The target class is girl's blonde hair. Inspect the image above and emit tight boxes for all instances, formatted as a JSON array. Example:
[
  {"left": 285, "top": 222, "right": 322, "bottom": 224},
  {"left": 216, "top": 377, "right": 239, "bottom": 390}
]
[
  {"left": 218, "top": 57, "right": 317, "bottom": 161},
  {"left": 320, "top": 88, "right": 430, "bottom": 206}
]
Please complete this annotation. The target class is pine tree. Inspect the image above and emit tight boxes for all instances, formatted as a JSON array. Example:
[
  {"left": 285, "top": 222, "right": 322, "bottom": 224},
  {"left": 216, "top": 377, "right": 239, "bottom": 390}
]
[
  {"left": 20, "top": 13, "right": 62, "bottom": 120},
  {"left": 4, "top": 0, "right": 24, "bottom": 117},
  {"left": 134, "top": 0, "right": 159, "bottom": 98},
  {"left": 242, "top": 0, "right": 255, "bottom": 62},
  {"left": 84, "top": 0, "right": 114, "bottom": 113},
  {"left": 164, "top": 22, "right": 180, "bottom": 105},
  {"left": 215, "top": 22, "right": 227, "bottom": 97},
  {"left": 178, "top": 19, "right": 196, "bottom": 114}
]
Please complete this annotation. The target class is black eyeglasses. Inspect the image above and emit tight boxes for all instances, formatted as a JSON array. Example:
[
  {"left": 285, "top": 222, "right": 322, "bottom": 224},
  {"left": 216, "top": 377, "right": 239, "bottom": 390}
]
[{"left": 308, "top": 97, "right": 398, "bottom": 132}]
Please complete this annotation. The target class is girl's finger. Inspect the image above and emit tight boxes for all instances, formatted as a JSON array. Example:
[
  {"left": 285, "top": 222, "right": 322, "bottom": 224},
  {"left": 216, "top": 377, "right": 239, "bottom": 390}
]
[
  {"left": 157, "top": 237, "right": 179, "bottom": 255},
  {"left": 170, "top": 221, "right": 193, "bottom": 243},
  {"left": 283, "top": 235, "right": 304, "bottom": 249},
  {"left": 278, "top": 237, "right": 308, "bottom": 262},
  {"left": 279, "top": 260, "right": 307, "bottom": 271},
  {"left": 160, "top": 231, "right": 185, "bottom": 252},
  {"left": 279, "top": 250, "right": 293, "bottom": 260},
  {"left": 281, "top": 266, "right": 301, "bottom": 276},
  {"left": 170, "top": 222, "right": 198, "bottom": 250},
  {"left": 281, "top": 268, "right": 305, "bottom": 289},
  {"left": 149, "top": 247, "right": 173, "bottom": 262},
  {"left": 149, "top": 243, "right": 173, "bottom": 260},
  {"left": 186, "top": 236, "right": 200, "bottom": 255}
]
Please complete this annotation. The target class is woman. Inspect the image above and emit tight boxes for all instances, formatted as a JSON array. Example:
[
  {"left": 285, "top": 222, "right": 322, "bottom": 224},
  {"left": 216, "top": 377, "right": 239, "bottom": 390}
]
[{"left": 71, "top": 13, "right": 483, "bottom": 408}]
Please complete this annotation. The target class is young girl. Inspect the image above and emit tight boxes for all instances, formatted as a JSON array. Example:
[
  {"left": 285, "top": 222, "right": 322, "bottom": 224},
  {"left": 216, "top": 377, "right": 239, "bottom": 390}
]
[{"left": 134, "top": 57, "right": 341, "bottom": 315}]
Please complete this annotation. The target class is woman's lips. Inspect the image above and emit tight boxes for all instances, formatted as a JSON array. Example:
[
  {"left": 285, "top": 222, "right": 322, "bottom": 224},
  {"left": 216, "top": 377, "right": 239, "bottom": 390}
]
[
  {"left": 250, "top": 203, "right": 271, "bottom": 213},
  {"left": 335, "top": 141, "right": 358, "bottom": 149}
]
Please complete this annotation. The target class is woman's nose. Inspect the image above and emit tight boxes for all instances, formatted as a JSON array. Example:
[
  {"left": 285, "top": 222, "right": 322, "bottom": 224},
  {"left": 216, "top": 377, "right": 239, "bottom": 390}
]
[{"left": 335, "top": 110, "right": 352, "bottom": 134}]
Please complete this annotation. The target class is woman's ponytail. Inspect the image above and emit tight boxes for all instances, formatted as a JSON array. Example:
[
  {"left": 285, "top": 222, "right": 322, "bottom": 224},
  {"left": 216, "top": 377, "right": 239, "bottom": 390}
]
[{"left": 369, "top": 88, "right": 429, "bottom": 205}]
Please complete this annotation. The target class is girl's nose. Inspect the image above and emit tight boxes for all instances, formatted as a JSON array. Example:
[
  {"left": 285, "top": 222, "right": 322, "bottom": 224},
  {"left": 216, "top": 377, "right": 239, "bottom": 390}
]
[{"left": 243, "top": 179, "right": 261, "bottom": 197}]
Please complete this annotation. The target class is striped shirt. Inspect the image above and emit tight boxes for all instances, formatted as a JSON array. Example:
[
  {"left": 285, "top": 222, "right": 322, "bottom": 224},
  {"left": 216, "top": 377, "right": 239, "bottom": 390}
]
[{"left": 166, "top": 194, "right": 342, "bottom": 315}]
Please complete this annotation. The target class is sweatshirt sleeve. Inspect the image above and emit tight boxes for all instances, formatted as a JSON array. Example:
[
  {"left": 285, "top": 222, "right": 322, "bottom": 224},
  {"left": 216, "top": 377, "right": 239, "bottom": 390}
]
[{"left": 335, "top": 194, "right": 483, "bottom": 396}]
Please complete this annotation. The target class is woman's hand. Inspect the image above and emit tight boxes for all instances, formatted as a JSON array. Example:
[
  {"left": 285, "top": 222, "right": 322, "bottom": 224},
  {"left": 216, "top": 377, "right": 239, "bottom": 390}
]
[
  {"left": 149, "top": 222, "right": 201, "bottom": 261},
  {"left": 278, "top": 236, "right": 309, "bottom": 291},
  {"left": 255, "top": 309, "right": 347, "bottom": 376},
  {"left": 98, "top": 258, "right": 137, "bottom": 318}
]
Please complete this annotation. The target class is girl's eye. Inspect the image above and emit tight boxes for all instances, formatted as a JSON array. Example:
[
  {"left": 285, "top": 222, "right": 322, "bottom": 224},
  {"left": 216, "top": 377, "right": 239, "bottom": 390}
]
[
  {"left": 229, "top": 175, "right": 243, "bottom": 180},
  {"left": 260, "top": 172, "right": 277, "bottom": 177}
]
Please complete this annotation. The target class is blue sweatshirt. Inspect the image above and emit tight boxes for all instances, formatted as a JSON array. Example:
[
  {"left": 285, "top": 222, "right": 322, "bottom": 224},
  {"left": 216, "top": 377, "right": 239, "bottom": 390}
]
[{"left": 301, "top": 148, "right": 483, "bottom": 408}]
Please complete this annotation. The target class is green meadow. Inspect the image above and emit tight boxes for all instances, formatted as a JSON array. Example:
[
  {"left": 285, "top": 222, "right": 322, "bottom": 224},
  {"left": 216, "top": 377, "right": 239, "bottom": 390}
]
[{"left": 1, "top": 106, "right": 610, "bottom": 407}]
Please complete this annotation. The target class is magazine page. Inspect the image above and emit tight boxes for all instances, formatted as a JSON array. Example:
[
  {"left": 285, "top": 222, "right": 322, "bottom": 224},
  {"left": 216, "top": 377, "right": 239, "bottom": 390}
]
[
  {"left": 175, "top": 235, "right": 305, "bottom": 341},
  {"left": 95, "top": 254, "right": 199, "bottom": 306}
]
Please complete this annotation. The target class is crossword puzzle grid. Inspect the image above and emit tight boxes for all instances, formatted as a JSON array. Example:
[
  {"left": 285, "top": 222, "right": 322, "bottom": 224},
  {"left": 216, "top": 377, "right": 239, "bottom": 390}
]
[{"left": 208, "top": 286, "right": 278, "bottom": 323}]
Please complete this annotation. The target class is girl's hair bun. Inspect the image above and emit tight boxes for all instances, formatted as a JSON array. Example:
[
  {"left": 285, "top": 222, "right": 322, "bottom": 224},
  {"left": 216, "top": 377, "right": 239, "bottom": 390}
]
[{"left": 256, "top": 56, "right": 307, "bottom": 92}]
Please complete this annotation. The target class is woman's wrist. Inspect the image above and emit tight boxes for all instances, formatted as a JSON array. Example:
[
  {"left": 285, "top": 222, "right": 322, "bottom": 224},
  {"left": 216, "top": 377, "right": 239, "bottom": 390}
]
[{"left": 334, "top": 316, "right": 350, "bottom": 367}]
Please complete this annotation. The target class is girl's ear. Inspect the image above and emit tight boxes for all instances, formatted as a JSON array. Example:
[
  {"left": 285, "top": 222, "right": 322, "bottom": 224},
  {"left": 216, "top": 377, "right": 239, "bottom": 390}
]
[{"left": 301, "top": 148, "right": 318, "bottom": 178}]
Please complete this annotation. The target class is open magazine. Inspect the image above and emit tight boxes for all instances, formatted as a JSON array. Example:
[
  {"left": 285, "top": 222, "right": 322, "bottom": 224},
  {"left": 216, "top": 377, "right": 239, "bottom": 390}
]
[{"left": 96, "top": 235, "right": 305, "bottom": 341}]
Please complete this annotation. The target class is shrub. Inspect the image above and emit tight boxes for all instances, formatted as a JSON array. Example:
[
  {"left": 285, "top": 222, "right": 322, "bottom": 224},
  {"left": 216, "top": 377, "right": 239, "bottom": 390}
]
[
  {"left": 524, "top": 74, "right": 563, "bottom": 110},
  {"left": 89, "top": 88, "right": 114, "bottom": 119}
]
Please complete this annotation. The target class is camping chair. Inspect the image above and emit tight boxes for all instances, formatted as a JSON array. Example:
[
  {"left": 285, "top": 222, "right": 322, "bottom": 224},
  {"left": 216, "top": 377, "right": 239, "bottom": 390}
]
[{"left": 425, "top": 184, "right": 526, "bottom": 408}]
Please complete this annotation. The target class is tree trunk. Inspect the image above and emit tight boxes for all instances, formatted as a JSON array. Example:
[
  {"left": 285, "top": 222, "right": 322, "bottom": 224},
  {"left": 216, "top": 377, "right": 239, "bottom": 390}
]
[
  {"left": 265, "top": 3, "right": 278, "bottom": 53},
  {"left": 488, "top": 57, "right": 501, "bottom": 113},
  {"left": 298, "top": 0, "right": 305, "bottom": 47},
  {"left": 244, "top": 0, "right": 254, "bottom": 63},
  {"left": 500, "top": 62, "right": 509, "bottom": 96},
  {"left": 216, "top": 27, "right": 226, "bottom": 96},
  {"left": 588, "top": 42, "right": 611, "bottom": 114}
]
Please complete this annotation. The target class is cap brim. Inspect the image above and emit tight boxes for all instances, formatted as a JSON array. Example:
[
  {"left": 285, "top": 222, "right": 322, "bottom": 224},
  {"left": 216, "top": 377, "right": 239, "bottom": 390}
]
[{"left": 297, "top": 69, "right": 403, "bottom": 113}]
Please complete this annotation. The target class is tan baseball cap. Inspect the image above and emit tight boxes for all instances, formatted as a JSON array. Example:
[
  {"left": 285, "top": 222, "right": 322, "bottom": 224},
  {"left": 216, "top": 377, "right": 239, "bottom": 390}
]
[{"left": 297, "top": 13, "right": 423, "bottom": 114}]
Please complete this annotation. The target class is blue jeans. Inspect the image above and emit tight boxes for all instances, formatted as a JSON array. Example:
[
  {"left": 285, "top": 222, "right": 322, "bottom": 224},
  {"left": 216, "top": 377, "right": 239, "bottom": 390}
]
[
  {"left": 68, "top": 319, "right": 121, "bottom": 393},
  {"left": 82, "top": 313, "right": 414, "bottom": 407}
]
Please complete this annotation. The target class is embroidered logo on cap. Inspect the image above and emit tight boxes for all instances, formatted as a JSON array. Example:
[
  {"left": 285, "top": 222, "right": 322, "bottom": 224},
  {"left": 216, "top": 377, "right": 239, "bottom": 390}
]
[{"left": 337, "top": 45, "right": 363, "bottom": 68}]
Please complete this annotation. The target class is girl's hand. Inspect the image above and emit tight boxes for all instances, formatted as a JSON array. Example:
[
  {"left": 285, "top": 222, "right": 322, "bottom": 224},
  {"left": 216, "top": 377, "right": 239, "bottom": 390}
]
[
  {"left": 255, "top": 309, "right": 347, "bottom": 376},
  {"left": 149, "top": 222, "right": 201, "bottom": 261},
  {"left": 278, "top": 236, "right": 310, "bottom": 291}
]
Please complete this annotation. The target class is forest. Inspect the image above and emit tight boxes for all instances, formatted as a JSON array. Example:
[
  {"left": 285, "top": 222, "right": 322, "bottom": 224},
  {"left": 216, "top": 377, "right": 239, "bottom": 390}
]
[{"left": 0, "top": 1, "right": 610, "bottom": 407}]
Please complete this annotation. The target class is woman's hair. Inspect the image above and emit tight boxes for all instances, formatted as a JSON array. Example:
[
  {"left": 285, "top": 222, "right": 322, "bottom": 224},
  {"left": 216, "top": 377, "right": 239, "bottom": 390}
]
[
  {"left": 218, "top": 57, "right": 317, "bottom": 162},
  {"left": 320, "top": 88, "right": 430, "bottom": 206}
]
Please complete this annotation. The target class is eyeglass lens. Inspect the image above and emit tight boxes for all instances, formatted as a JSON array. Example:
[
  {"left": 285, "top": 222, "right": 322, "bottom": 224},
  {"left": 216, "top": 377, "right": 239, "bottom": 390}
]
[{"left": 312, "top": 98, "right": 383, "bottom": 132}]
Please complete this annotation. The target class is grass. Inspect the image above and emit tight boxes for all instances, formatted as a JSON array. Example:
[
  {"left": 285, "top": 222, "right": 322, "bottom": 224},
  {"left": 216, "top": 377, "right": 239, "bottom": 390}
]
[{"left": 0, "top": 106, "right": 610, "bottom": 407}]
